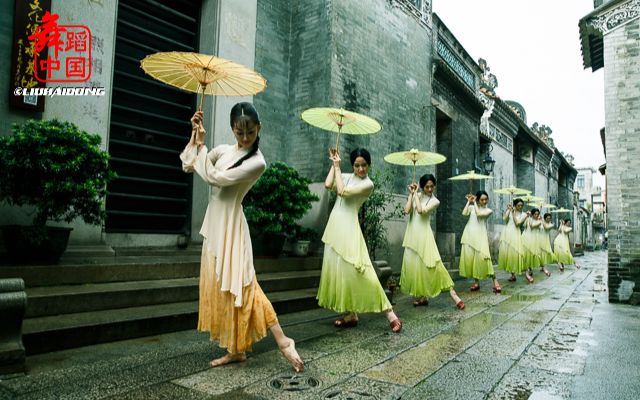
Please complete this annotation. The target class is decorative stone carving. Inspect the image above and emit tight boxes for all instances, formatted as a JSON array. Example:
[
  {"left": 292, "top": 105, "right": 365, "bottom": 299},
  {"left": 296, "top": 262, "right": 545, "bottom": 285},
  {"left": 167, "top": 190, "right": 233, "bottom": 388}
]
[
  {"left": 390, "top": 0, "right": 432, "bottom": 27},
  {"left": 477, "top": 58, "right": 499, "bottom": 137},
  {"left": 531, "top": 122, "right": 556, "bottom": 149},
  {"left": 478, "top": 58, "right": 498, "bottom": 99},
  {"left": 0, "top": 278, "right": 27, "bottom": 375},
  {"left": 589, "top": 0, "right": 640, "bottom": 34}
]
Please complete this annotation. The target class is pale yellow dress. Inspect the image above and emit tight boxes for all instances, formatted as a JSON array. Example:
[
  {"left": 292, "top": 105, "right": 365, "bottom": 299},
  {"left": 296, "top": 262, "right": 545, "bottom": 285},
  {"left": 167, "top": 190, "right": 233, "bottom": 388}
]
[
  {"left": 181, "top": 143, "right": 277, "bottom": 353},
  {"left": 317, "top": 173, "right": 392, "bottom": 313},
  {"left": 459, "top": 204, "right": 494, "bottom": 279},
  {"left": 400, "top": 195, "right": 455, "bottom": 297},
  {"left": 554, "top": 226, "right": 575, "bottom": 264},
  {"left": 538, "top": 222, "right": 557, "bottom": 265},
  {"left": 498, "top": 210, "right": 525, "bottom": 274}
]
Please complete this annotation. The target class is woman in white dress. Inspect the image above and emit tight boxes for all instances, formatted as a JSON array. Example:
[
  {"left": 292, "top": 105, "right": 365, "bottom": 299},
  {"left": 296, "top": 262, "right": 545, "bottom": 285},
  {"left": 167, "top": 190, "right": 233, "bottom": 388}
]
[{"left": 180, "top": 103, "right": 303, "bottom": 371}]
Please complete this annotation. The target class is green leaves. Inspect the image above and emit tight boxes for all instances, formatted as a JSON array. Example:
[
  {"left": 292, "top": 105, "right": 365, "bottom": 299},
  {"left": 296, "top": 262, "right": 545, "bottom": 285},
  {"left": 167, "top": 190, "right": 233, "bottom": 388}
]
[
  {"left": 243, "top": 161, "right": 319, "bottom": 237},
  {"left": 362, "top": 168, "right": 404, "bottom": 260},
  {"left": 0, "top": 119, "right": 116, "bottom": 226}
]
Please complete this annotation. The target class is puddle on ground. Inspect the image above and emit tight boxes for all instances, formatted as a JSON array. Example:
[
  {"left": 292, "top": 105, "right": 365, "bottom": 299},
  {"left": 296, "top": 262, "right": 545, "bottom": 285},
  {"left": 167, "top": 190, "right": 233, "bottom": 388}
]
[{"left": 508, "top": 293, "right": 546, "bottom": 302}]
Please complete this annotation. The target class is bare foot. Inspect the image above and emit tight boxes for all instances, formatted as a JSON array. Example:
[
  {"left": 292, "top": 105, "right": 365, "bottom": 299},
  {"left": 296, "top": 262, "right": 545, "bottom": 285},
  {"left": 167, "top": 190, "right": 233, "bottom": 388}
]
[
  {"left": 209, "top": 352, "right": 247, "bottom": 367},
  {"left": 279, "top": 338, "right": 304, "bottom": 372}
]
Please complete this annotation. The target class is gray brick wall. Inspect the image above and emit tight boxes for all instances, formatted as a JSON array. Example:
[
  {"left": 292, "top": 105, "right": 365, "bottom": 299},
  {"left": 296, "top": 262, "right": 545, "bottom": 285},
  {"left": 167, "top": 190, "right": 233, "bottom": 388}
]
[
  {"left": 255, "top": 0, "right": 432, "bottom": 185},
  {"left": 603, "top": 17, "right": 640, "bottom": 304},
  {"left": 254, "top": 0, "right": 293, "bottom": 163}
]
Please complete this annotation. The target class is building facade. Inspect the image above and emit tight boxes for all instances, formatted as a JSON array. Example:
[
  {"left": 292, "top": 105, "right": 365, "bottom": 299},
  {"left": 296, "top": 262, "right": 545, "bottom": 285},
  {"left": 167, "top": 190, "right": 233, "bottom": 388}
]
[
  {"left": 579, "top": 0, "right": 640, "bottom": 304},
  {"left": 1, "top": 0, "right": 577, "bottom": 276}
]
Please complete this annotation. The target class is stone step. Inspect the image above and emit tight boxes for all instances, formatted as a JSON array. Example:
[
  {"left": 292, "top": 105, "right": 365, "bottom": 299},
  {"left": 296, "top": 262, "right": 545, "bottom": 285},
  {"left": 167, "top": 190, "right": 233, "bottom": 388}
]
[
  {"left": 24, "top": 270, "right": 322, "bottom": 317},
  {"left": 0, "top": 258, "right": 201, "bottom": 287},
  {"left": 0, "top": 256, "right": 323, "bottom": 287},
  {"left": 22, "top": 287, "right": 320, "bottom": 355}
]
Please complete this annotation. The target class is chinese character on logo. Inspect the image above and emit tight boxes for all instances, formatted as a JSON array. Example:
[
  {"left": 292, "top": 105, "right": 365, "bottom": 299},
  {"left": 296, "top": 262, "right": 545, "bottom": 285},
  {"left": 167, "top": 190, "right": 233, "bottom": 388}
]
[{"left": 28, "top": 11, "right": 91, "bottom": 82}]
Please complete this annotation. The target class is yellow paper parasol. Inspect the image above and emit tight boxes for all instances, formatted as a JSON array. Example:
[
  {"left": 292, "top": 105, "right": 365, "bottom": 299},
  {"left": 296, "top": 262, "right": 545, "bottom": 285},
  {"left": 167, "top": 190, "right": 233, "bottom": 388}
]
[
  {"left": 384, "top": 148, "right": 447, "bottom": 183},
  {"left": 528, "top": 202, "right": 557, "bottom": 209},
  {"left": 301, "top": 107, "right": 382, "bottom": 152},
  {"left": 448, "top": 170, "right": 493, "bottom": 194},
  {"left": 518, "top": 194, "right": 544, "bottom": 203},
  {"left": 140, "top": 52, "right": 267, "bottom": 111},
  {"left": 551, "top": 207, "right": 573, "bottom": 213},
  {"left": 494, "top": 186, "right": 532, "bottom": 203}
]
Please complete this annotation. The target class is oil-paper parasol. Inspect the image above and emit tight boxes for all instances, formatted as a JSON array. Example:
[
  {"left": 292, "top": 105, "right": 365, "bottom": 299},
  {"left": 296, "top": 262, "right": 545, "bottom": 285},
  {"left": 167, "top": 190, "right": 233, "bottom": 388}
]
[
  {"left": 301, "top": 107, "right": 381, "bottom": 152},
  {"left": 383, "top": 148, "right": 446, "bottom": 183},
  {"left": 551, "top": 207, "right": 573, "bottom": 213},
  {"left": 517, "top": 194, "right": 545, "bottom": 203},
  {"left": 494, "top": 186, "right": 531, "bottom": 203},
  {"left": 140, "top": 51, "right": 267, "bottom": 111},
  {"left": 448, "top": 170, "right": 493, "bottom": 194}
]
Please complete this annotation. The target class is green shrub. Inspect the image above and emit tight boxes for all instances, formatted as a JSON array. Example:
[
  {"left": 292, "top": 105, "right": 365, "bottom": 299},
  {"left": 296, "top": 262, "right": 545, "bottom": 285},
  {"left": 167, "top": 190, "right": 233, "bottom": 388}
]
[
  {"left": 243, "top": 161, "right": 319, "bottom": 237},
  {"left": 0, "top": 119, "right": 116, "bottom": 226}
]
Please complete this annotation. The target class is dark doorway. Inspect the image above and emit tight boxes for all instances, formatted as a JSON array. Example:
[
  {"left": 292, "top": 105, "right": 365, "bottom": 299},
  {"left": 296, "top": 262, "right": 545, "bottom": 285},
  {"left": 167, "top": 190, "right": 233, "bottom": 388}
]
[{"left": 106, "top": 0, "right": 202, "bottom": 233}]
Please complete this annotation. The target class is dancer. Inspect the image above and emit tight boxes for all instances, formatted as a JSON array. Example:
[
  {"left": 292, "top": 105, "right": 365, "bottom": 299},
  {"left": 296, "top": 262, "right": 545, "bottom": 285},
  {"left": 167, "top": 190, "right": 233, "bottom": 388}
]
[
  {"left": 554, "top": 219, "right": 578, "bottom": 270},
  {"left": 498, "top": 198, "right": 526, "bottom": 282},
  {"left": 180, "top": 104, "right": 303, "bottom": 372},
  {"left": 317, "top": 148, "right": 402, "bottom": 333},
  {"left": 400, "top": 174, "right": 465, "bottom": 309},
  {"left": 521, "top": 208, "right": 542, "bottom": 283},
  {"left": 539, "top": 213, "right": 557, "bottom": 272},
  {"left": 459, "top": 190, "right": 502, "bottom": 293}
]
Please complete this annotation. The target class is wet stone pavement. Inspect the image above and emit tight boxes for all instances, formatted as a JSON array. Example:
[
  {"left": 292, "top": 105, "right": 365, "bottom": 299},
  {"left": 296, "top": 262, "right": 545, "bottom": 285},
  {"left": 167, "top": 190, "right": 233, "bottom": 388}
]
[{"left": 1, "top": 250, "right": 639, "bottom": 399}]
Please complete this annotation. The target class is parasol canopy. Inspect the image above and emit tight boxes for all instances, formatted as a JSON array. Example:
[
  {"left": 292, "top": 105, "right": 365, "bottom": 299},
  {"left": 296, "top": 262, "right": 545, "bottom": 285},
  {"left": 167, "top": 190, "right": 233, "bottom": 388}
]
[
  {"left": 494, "top": 186, "right": 532, "bottom": 203},
  {"left": 448, "top": 170, "right": 493, "bottom": 194},
  {"left": 494, "top": 186, "right": 531, "bottom": 196},
  {"left": 528, "top": 202, "right": 557, "bottom": 209},
  {"left": 140, "top": 51, "right": 267, "bottom": 111},
  {"left": 384, "top": 148, "right": 446, "bottom": 182},
  {"left": 301, "top": 107, "right": 381, "bottom": 151},
  {"left": 517, "top": 194, "right": 545, "bottom": 203},
  {"left": 551, "top": 207, "right": 573, "bottom": 213}
]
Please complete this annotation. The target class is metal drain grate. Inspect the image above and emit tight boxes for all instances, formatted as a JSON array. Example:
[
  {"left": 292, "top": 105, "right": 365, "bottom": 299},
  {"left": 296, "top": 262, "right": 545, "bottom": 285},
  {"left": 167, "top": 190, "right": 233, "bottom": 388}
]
[{"left": 268, "top": 375, "right": 321, "bottom": 392}]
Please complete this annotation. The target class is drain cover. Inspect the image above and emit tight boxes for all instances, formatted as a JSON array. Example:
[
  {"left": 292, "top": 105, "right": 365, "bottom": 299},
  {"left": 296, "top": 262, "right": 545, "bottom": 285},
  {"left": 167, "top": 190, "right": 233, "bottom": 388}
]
[
  {"left": 268, "top": 375, "right": 320, "bottom": 391},
  {"left": 324, "top": 390, "right": 378, "bottom": 399}
]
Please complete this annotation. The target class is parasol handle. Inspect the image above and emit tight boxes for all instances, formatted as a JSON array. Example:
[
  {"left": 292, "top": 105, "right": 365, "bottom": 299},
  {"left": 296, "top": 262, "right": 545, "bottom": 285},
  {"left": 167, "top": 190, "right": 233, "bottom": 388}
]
[
  {"left": 412, "top": 161, "right": 417, "bottom": 184},
  {"left": 335, "top": 126, "right": 342, "bottom": 154},
  {"left": 198, "top": 84, "right": 207, "bottom": 111}
]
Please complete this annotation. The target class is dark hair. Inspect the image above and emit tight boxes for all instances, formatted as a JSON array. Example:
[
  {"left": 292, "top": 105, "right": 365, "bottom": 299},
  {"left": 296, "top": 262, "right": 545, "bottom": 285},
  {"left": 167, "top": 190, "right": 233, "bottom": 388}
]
[
  {"left": 513, "top": 198, "right": 524, "bottom": 206},
  {"left": 531, "top": 208, "right": 540, "bottom": 215},
  {"left": 419, "top": 173, "right": 436, "bottom": 189},
  {"left": 350, "top": 148, "right": 371, "bottom": 166},
  {"left": 544, "top": 213, "right": 551, "bottom": 219},
  {"left": 564, "top": 218, "right": 572, "bottom": 224},
  {"left": 475, "top": 190, "right": 489, "bottom": 200},
  {"left": 228, "top": 102, "right": 261, "bottom": 170}
]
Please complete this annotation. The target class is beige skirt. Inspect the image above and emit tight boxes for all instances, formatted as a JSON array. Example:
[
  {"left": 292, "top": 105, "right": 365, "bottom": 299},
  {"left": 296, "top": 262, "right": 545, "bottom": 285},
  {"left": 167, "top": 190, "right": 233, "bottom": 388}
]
[{"left": 198, "top": 243, "right": 278, "bottom": 353}]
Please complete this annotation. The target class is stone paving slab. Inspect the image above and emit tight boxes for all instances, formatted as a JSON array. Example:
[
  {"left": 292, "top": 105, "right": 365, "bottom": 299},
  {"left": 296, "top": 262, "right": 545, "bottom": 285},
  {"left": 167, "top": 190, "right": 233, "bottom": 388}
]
[{"left": 2, "top": 251, "right": 640, "bottom": 400}]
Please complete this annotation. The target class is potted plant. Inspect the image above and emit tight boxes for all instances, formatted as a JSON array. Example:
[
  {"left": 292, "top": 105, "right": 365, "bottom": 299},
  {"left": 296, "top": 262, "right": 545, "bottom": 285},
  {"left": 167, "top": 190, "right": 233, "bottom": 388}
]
[
  {"left": 243, "top": 162, "right": 319, "bottom": 257},
  {"left": 291, "top": 225, "right": 319, "bottom": 257},
  {"left": 0, "top": 119, "right": 116, "bottom": 264},
  {"left": 360, "top": 168, "right": 404, "bottom": 260}
]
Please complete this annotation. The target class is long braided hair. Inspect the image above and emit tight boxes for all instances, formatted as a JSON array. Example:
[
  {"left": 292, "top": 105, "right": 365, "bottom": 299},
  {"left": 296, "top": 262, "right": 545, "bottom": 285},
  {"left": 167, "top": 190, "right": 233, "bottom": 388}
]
[{"left": 227, "top": 102, "right": 261, "bottom": 170}]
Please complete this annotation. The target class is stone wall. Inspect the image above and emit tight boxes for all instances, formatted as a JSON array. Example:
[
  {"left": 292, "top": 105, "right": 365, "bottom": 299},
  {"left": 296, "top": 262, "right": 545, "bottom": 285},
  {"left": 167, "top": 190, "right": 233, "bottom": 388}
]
[{"left": 603, "top": 16, "right": 640, "bottom": 304}]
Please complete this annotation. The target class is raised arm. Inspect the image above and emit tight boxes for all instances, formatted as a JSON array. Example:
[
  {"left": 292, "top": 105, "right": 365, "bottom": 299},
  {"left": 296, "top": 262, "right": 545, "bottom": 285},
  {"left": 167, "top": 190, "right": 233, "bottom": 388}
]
[
  {"left": 193, "top": 149, "right": 265, "bottom": 187},
  {"left": 418, "top": 196, "right": 440, "bottom": 215},
  {"left": 324, "top": 148, "right": 338, "bottom": 189},
  {"left": 503, "top": 204, "right": 513, "bottom": 223},
  {"left": 180, "top": 111, "right": 209, "bottom": 172},
  {"left": 515, "top": 212, "right": 528, "bottom": 227},
  {"left": 462, "top": 195, "right": 473, "bottom": 216},
  {"left": 475, "top": 203, "right": 493, "bottom": 218},
  {"left": 404, "top": 183, "right": 417, "bottom": 214}
]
